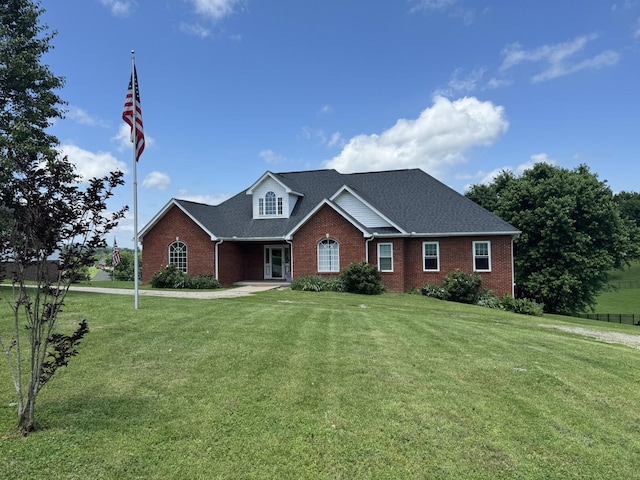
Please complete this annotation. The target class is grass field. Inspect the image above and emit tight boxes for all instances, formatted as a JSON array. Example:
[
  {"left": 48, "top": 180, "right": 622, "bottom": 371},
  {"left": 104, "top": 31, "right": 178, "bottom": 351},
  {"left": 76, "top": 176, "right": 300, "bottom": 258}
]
[
  {"left": 593, "top": 262, "right": 640, "bottom": 313},
  {"left": 1, "top": 289, "right": 639, "bottom": 479}
]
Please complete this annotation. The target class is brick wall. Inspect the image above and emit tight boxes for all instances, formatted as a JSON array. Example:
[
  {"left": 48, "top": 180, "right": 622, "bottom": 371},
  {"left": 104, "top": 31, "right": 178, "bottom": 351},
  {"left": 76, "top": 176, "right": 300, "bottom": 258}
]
[
  {"left": 368, "top": 236, "right": 514, "bottom": 295},
  {"left": 292, "top": 205, "right": 366, "bottom": 279},
  {"left": 142, "top": 204, "right": 514, "bottom": 295},
  {"left": 141, "top": 205, "right": 216, "bottom": 283}
]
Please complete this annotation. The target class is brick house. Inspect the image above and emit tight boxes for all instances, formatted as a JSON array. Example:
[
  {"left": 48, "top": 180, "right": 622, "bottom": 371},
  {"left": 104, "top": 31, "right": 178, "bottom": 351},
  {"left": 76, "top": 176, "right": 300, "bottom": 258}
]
[{"left": 139, "top": 169, "right": 520, "bottom": 294}]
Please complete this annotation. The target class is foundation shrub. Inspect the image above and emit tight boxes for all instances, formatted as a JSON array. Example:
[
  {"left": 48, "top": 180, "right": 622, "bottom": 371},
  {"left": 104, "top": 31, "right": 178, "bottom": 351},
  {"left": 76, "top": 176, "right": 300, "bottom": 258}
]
[{"left": 339, "top": 262, "right": 384, "bottom": 295}]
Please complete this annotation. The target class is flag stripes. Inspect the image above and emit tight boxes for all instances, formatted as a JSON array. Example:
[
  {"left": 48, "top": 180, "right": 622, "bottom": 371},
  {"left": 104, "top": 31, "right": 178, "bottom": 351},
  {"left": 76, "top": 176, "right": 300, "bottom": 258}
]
[
  {"left": 122, "top": 66, "right": 145, "bottom": 161},
  {"left": 112, "top": 239, "right": 121, "bottom": 268}
]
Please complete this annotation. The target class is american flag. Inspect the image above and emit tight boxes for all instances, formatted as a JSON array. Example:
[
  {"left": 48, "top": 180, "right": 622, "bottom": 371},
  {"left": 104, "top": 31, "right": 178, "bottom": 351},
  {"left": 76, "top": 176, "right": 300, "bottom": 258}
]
[
  {"left": 112, "top": 239, "right": 121, "bottom": 268},
  {"left": 122, "top": 66, "right": 145, "bottom": 161}
]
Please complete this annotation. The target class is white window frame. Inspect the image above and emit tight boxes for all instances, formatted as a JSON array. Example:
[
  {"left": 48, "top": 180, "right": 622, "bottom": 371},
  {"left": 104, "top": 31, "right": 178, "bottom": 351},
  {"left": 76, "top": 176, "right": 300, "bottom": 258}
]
[
  {"left": 423, "top": 241, "right": 440, "bottom": 272},
  {"left": 377, "top": 243, "right": 393, "bottom": 272},
  {"left": 169, "top": 240, "right": 187, "bottom": 272},
  {"left": 265, "top": 191, "right": 277, "bottom": 216},
  {"left": 473, "top": 241, "right": 491, "bottom": 272},
  {"left": 317, "top": 238, "right": 339, "bottom": 272}
]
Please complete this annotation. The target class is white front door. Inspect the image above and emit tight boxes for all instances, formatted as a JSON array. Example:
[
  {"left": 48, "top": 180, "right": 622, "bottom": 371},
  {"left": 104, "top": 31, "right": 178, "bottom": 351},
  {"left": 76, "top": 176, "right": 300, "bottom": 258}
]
[{"left": 264, "top": 246, "right": 290, "bottom": 280}]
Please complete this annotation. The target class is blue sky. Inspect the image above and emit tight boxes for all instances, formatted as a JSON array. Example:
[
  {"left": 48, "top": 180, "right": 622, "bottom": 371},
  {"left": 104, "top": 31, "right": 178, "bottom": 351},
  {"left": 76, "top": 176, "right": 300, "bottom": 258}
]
[{"left": 41, "top": 0, "right": 640, "bottom": 249}]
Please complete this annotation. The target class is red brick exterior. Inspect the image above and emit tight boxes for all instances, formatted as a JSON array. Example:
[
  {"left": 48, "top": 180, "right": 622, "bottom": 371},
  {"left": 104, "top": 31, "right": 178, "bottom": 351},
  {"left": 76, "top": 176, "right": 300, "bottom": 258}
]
[
  {"left": 141, "top": 206, "right": 216, "bottom": 283},
  {"left": 368, "top": 236, "right": 514, "bottom": 295},
  {"left": 292, "top": 205, "right": 367, "bottom": 279},
  {"left": 142, "top": 204, "right": 515, "bottom": 296}
]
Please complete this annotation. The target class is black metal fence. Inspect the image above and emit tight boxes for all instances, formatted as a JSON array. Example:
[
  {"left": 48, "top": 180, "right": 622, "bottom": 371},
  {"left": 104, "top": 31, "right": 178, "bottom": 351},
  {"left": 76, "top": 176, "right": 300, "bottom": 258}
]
[
  {"left": 575, "top": 313, "right": 640, "bottom": 326},
  {"left": 608, "top": 280, "right": 640, "bottom": 289}
]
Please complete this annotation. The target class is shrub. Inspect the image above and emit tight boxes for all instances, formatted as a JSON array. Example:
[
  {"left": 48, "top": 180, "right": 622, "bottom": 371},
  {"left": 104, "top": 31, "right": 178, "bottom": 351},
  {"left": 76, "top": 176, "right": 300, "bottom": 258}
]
[
  {"left": 421, "top": 283, "right": 448, "bottom": 300},
  {"left": 291, "top": 276, "right": 344, "bottom": 292},
  {"left": 188, "top": 274, "right": 220, "bottom": 290},
  {"left": 151, "top": 267, "right": 221, "bottom": 289},
  {"left": 150, "top": 265, "right": 188, "bottom": 289},
  {"left": 442, "top": 269, "right": 482, "bottom": 304},
  {"left": 475, "top": 290, "right": 501, "bottom": 309},
  {"left": 339, "top": 262, "right": 384, "bottom": 295},
  {"left": 501, "top": 295, "right": 544, "bottom": 316}
]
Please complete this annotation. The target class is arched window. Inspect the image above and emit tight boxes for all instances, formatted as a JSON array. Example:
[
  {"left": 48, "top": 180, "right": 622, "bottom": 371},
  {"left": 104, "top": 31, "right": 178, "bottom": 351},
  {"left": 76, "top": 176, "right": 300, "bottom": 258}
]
[
  {"left": 265, "top": 191, "right": 277, "bottom": 216},
  {"left": 169, "top": 241, "right": 187, "bottom": 272},
  {"left": 318, "top": 238, "right": 339, "bottom": 272}
]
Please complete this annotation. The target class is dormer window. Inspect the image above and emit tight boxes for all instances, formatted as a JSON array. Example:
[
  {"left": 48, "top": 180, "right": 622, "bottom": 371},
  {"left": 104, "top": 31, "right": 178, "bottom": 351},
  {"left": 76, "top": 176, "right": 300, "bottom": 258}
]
[
  {"left": 259, "top": 191, "right": 283, "bottom": 217},
  {"left": 265, "top": 191, "right": 276, "bottom": 215}
]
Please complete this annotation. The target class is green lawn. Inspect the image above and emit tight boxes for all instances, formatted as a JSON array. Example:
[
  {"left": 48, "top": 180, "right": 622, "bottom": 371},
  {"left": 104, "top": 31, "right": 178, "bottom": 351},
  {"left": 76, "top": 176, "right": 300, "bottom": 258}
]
[
  {"left": 593, "top": 262, "right": 640, "bottom": 313},
  {"left": 1, "top": 290, "right": 640, "bottom": 479}
]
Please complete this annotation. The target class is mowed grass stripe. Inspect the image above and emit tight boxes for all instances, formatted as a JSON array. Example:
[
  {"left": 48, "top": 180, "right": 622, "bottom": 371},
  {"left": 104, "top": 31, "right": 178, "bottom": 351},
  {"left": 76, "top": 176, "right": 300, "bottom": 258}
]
[{"left": 1, "top": 290, "right": 640, "bottom": 479}]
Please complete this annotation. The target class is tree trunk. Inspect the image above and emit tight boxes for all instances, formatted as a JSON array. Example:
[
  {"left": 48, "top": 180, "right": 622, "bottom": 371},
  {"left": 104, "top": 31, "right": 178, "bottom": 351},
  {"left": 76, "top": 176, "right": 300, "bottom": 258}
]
[{"left": 17, "top": 387, "right": 37, "bottom": 434}]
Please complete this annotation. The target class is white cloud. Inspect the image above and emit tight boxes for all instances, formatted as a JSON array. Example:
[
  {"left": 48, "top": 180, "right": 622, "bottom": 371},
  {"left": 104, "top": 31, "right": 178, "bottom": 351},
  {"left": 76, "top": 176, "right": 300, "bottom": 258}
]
[
  {"left": 142, "top": 171, "right": 171, "bottom": 190},
  {"left": 437, "top": 67, "right": 487, "bottom": 97},
  {"left": 190, "top": 0, "right": 241, "bottom": 20},
  {"left": 176, "top": 189, "right": 230, "bottom": 205},
  {"left": 324, "top": 96, "right": 508, "bottom": 180},
  {"left": 465, "top": 153, "right": 555, "bottom": 187},
  {"left": 410, "top": 0, "right": 475, "bottom": 24},
  {"left": 113, "top": 123, "right": 154, "bottom": 152},
  {"left": 319, "top": 104, "right": 333, "bottom": 115},
  {"left": 410, "top": 0, "right": 458, "bottom": 12},
  {"left": 180, "top": 22, "right": 211, "bottom": 38},
  {"left": 500, "top": 34, "right": 620, "bottom": 83},
  {"left": 99, "top": 0, "right": 134, "bottom": 16},
  {"left": 259, "top": 149, "right": 286, "bottom": 164},
  {"left": 327, "top": 132, "right": 345, "bottom": 148},
  {"left": 67, "top": 106, "right": 107, "bottom": 127},
  {"left": 59, "top": 143, "right": 128, "bottom": 182}
]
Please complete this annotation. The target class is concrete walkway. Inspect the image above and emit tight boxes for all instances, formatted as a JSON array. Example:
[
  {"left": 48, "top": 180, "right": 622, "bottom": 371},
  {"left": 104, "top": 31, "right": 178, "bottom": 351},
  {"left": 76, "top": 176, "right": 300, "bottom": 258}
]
[{"left": 68, "top": 284, "right": 281, "bottom": 299}]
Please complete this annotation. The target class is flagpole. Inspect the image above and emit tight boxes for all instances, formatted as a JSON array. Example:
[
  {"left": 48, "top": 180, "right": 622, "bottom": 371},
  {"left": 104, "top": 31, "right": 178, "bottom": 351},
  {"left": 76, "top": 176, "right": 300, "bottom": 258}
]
[{"left": 131, "top": 50, "right": 140, "bottom": 309}]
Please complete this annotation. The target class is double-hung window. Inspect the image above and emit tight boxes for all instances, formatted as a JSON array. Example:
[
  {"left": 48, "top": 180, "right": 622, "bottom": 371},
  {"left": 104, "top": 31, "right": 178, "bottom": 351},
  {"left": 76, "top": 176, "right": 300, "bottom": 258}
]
[
  {"left": 377, "top": 243, "right": 393, "bottom": 272},
  {"left": 473, "top": 241, "right": 491, "bottom": 271},
  {"left": 423, "top": 242, "right": 439, "bottom": 271}
]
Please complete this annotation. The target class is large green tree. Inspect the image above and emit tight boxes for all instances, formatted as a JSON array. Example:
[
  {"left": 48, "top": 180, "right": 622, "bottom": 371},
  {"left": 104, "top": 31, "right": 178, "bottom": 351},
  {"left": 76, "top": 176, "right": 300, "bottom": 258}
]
[
  {"left": 614, "top": 191, "right": 640, "bottom": 228},
  {"left": 0, "top": 0, "right": 126, "bottom": 434},
  {"left": 466, "top": 163, "right": 640, "bottom": 315}
]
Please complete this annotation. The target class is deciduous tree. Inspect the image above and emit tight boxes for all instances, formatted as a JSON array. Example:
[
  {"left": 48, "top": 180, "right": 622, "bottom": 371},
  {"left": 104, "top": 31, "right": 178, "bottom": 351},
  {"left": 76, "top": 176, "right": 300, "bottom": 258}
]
[
  {"left": 466, "top": 163, "right": 640, "bottom": 314},
  {"left": 0, "top": 0, "right": 126, "bottom": 434}
]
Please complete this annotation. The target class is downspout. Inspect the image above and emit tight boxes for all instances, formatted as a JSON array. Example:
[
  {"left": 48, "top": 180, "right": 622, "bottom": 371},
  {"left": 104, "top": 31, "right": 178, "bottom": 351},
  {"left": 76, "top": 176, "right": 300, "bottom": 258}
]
[
  {"left": 215, "top": 238, "right": 224, "bottom": 281},
  {"left": 511, "top": 235, "right": 516, "bottom": 298},
  {"left": 286, "top": 238, "right": 293, "bottom": 282},
  {"left": 365, "top": 235, "right": 374, "bottom": 263}
]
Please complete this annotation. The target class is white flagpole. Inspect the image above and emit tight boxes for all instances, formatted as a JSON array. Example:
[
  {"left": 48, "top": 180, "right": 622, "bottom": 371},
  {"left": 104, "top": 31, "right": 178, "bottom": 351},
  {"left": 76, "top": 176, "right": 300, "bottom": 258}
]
[{"left": 131, "top": 50, "right": 140, "bottom": 309}]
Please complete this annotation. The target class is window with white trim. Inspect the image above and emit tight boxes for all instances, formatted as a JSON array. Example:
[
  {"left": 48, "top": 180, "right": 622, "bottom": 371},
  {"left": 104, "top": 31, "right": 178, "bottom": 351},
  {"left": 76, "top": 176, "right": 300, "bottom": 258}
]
[
  {"left": 318, "top": 239, "right": 339, "bottom": 272},
  {"left": 169, "top": 241, "right": 187, "bottom": 272},
  {"left": 265, "top": 191, "right": 277, "bottom": 215},
  {"left": 423, "top": 242, "right": 439, "bottom": 271},
  {"left": 377, "top": 243, "right": 393, "bottom": 272},
  {"left": 259, "top": 191, "right": 283, "bottom": 217},
  {"left": 473, "top": 241, "right": 491, "bottom": 271}
]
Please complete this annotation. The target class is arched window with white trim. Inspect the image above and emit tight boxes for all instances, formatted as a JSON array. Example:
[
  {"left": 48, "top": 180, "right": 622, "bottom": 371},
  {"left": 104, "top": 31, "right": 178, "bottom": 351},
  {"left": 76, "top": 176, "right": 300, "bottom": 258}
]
[
  {"left": 169, "top": 241, "right": 187, "bottom": 272},
  {"left": 265, "top": 191, "right": 277, "bottom": 215},
  {"left": 318, "top": 238, "right": 339, "bottom": 272}
]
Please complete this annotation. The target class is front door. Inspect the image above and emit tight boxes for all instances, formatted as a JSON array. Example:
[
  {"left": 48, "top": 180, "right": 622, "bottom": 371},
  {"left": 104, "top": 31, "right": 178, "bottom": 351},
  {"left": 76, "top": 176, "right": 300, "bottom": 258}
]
[{"left": 264, "top": 246, "right": 290, "bottom": 280}]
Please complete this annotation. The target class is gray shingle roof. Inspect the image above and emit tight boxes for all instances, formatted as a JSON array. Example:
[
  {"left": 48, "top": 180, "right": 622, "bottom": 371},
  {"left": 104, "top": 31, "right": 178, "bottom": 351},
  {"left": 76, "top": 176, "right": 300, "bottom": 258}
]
[{"left": 170, "top": 169, "right": 519, "bottom": 239}]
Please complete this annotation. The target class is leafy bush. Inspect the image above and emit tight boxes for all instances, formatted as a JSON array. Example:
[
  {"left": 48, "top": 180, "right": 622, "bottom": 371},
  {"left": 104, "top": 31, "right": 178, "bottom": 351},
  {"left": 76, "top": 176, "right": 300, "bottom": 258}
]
[
  {"left": 150, "top": 266, "right": 220, "bottom": 289},
  {"left": 501, "top": 295, "right": 544, "bottom": 316},
  {"left": 291, "top": 276, "right": 344, "bottom": 292},
  {"left": 421, "top": 283, "right": 448, "bottom": 300},
  {"left": 339, "top": 262, "right": 384, "bottom": 295},
  {"left": 188, "top": 274, "right": 220, "bottom": 290},
  {"left": 476, "top": 290, "right": 501, "bottom": 309},
  {"left": 151, "top": 265, "right": 188, "bottom": 288},
  {"left": 442, "top": 269, "right": 482, "bottom": 304}
]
